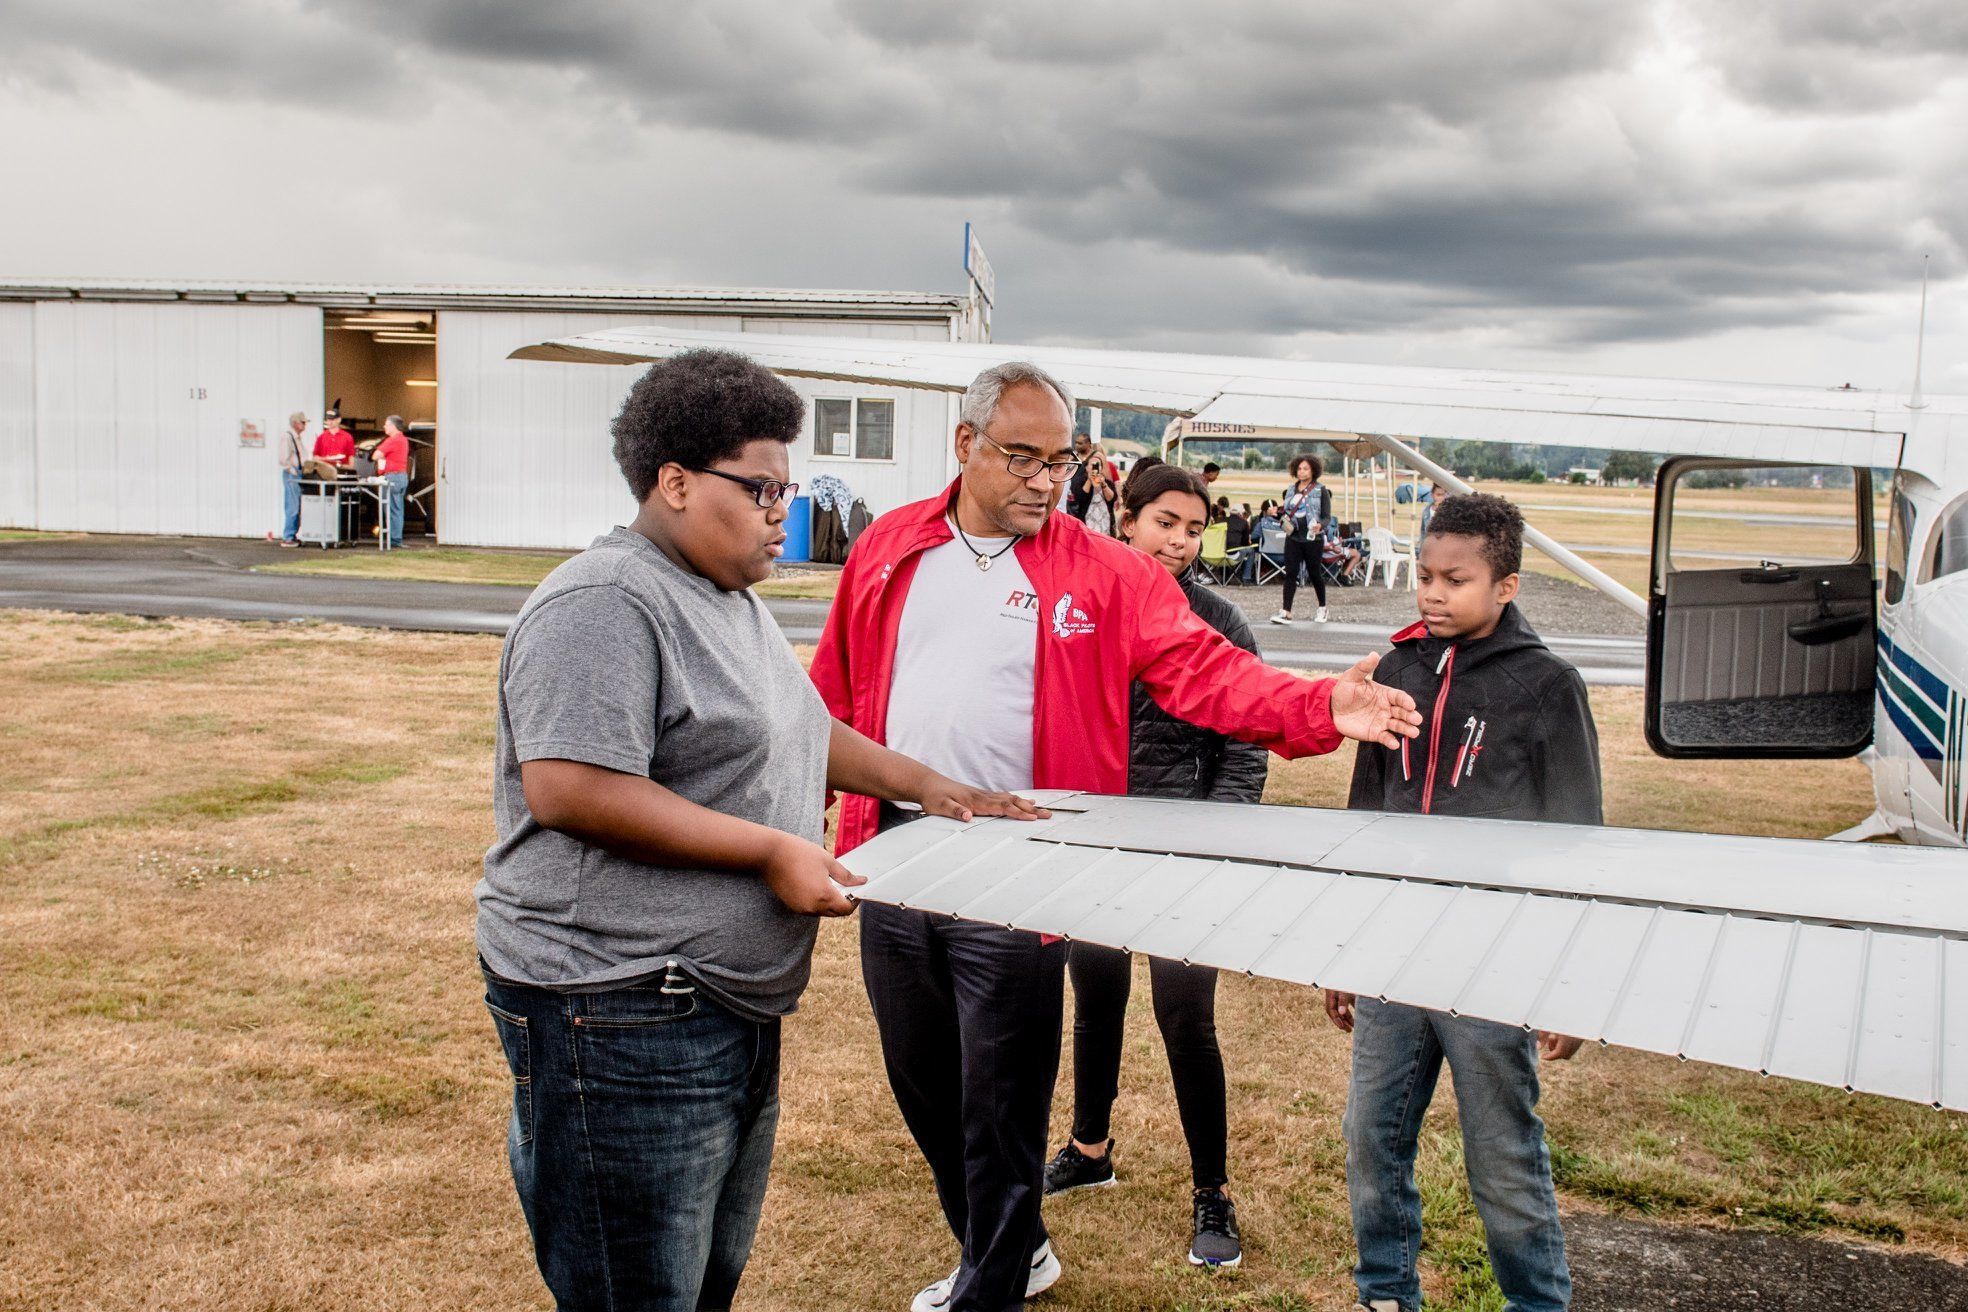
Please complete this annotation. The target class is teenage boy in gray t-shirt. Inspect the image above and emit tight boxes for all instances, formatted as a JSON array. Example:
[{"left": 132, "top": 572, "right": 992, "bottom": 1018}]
[{"left": 476, "top": 349, "right": 1045, "bottom": 1312}]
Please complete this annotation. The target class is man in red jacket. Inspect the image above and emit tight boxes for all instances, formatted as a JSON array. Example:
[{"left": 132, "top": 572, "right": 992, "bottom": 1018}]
[{"left": 811, "top": 361, "right": 1419, "bottom": 1312}]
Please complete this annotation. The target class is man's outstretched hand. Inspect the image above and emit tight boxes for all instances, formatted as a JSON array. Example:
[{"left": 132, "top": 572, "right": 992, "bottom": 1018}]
[{"left": 1329, "top": 652, "right": 1423, "bottom": 748}]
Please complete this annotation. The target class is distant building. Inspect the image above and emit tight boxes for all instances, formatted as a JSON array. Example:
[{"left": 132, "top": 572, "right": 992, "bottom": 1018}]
[
  {"left": 1569, "top": 466, "right": 1604, "bottom": 485},
  {"left": 0, "top": 278, "right": 983, "bottom": 548}
]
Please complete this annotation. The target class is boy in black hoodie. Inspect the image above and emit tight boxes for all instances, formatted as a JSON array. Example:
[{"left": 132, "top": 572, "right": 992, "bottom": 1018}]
[{"left": 1325, "top": 492, "right": 1600, "bottom": 1312}]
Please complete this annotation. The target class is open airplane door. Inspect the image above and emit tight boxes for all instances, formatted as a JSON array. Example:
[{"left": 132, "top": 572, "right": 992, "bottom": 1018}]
[{"left": 1646, "top": 459, "right": 1876, "bottom": 758}]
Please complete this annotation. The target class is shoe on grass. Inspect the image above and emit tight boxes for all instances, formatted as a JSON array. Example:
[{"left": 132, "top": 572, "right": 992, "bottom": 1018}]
[
  {"left": 1043, "top": 1139, "right": 1115, "bottom": 1195},
  {"left": 910, "top": 1241, "right": 1061, "bottom": 1311},
  {"left": 1188, "top": 1188, "right": 1242, "bottom": 1268}
]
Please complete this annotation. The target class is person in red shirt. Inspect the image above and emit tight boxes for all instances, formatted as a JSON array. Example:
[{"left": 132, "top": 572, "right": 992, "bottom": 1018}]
[
  {"left": 374, "top": 415, "right": 411, "bottom": 547},
  {"left": 812, "top": 360, "right": 1421, "bottom": 1312},
  {"left": 312, "top": 407, "right": 357, "bottom": 466}
]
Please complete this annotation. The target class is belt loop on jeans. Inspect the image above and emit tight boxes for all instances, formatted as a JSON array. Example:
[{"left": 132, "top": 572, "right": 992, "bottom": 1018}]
[{"left": 659, "top": 960, "right": 696, "bottom": 996}]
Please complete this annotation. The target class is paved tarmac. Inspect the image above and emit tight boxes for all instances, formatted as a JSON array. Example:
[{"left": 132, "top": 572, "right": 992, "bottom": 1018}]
[{"left": 0, "top": 534, "right": 1647, "bottom": 684}]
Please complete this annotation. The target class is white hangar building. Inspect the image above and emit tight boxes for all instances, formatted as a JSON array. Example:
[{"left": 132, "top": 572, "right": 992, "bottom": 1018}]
[{"left": 0, "top": 278, "right": 985, "bottom": 549}]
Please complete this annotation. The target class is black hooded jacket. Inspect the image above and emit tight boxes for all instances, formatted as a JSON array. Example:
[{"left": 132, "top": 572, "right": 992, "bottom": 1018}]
[
  {"left": 1348, "top": 602, "right": 1602, "bottom": 824},
  {"left": 1128, "top": 572, "right": 1270, "bottom": 802}
]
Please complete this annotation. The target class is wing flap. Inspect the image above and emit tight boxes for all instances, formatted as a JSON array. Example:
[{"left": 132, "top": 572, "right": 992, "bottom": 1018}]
[{"left": 846, "top": 796, "right": 1968, "bottom": 1111}]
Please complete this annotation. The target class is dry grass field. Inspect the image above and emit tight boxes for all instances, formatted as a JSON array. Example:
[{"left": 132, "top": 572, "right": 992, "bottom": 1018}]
[
  {"left": 1212, "top": 472, "right": 1889, "bottom": 596},
  {"left": 1, "top": 609, "right": 1961, "bottom": 1312}
]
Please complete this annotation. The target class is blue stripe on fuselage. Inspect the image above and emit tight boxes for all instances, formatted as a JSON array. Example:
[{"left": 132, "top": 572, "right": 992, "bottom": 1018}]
[{"left": 1878, "top": 630, "right": 1950, "bottom": 708}]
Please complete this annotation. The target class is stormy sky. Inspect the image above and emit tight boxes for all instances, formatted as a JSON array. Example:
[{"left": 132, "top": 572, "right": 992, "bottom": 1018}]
[{"left": 2, "top": 0, "right": 1964, "bottom": 390}]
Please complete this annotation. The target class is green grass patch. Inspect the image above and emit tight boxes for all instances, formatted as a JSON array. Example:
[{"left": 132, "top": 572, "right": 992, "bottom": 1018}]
[
  {"left": 259, "top": 548, "right": 568, "bottom": 588},
  {"left": 257, "top": 542, "right": 842, "bottom": 598},
  {"left": 58, "top": 646, "right": 250, "bottom": 684},
  {"left": 753, "top": 571, "right": 841, "bottom": 599},
  {"left": 0, "top": 762, "right": 409, "bottom": 868}
]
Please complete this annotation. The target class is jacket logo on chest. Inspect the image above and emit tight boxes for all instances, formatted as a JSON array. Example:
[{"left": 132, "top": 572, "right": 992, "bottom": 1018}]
[{"left": 1049, "top": 591, "right": 1096, "bottom": 639}]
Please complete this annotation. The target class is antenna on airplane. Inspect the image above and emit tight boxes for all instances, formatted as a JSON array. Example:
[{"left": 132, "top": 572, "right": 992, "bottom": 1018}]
[{"left": 1907, "top": 255, "right": 1930, "bottom": 411}]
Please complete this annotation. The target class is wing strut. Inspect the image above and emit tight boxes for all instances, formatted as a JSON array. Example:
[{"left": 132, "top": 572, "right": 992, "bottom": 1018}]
[{"left": 1364, "top": 431, "right": 1648, "bottom": 618}]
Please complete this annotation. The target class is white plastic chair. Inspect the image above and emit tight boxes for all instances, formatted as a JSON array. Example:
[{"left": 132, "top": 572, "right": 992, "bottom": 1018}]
[{"left": 1365, "top": 525, "right": 1415, "bottom": 589}]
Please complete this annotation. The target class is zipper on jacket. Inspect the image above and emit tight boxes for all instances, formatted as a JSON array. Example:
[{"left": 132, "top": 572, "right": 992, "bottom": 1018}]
[{"left": 1420, "top": 644, "right": 1457, "bottom": 814}]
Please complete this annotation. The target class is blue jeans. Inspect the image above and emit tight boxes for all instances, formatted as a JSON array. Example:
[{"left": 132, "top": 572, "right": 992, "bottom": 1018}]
[
  {"left": 484, "top": 971, "right": 782, "bottom": 1312},
  {"left": 1343, "top": 999, "right": 1569, "bottom": 1312},
  {"left": 383, "top": 471, "right": 408, "bottom": 546},
  {"left": 280, "top": 469, "right": 302, "bottom": 541}
]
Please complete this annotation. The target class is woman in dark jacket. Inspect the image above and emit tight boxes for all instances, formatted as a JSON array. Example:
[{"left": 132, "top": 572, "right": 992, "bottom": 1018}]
[{"left": 1043, "top": 458, "right": 1266, "bottom": 1270}]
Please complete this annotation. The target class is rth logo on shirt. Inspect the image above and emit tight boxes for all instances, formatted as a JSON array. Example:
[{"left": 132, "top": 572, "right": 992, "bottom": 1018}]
[
  {"left": 1002, "top": 589, "right": 1040, "bottom": 623},
  {"left": 1049, "top": 591, "right": 1096, "bottom": 639}
]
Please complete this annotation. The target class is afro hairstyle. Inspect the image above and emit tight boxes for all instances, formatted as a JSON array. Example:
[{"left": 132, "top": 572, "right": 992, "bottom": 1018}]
[
  {"left": 611, "top": 349, "right": 805, "bottom": 502},
  {"left": 1424, "top": 491, "right": 1525, "bottom": 579}
]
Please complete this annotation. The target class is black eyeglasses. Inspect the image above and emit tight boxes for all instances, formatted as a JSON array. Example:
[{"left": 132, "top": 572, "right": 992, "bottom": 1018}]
[
  {"left": 692, "top": 467, "right": 800, "bottom": 509},
  {"left": 979, "top": 432, "right": 1083, "bottom": 484}
]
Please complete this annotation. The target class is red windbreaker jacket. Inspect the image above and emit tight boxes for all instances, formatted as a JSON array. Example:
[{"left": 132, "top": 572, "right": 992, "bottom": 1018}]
[{"left": 811, "top": 480, "right": 1343, "bottom": 855}]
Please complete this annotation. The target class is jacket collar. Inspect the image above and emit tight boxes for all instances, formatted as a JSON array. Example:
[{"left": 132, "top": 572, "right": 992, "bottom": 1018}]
[
  {"left": 893, "top": 476, "right": 1078, "bottom": 566},
  {"left": 1389, "top": 602, "right": 1544, "bottom": 672}
]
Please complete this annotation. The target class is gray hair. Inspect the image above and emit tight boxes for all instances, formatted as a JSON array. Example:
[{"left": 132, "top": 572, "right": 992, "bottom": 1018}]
[
  {"left": 385, "top": 414, "right": 405, "bottom": 432},
  {"left": 959, "top": 361, "right": 1076, "bottom": 432}
]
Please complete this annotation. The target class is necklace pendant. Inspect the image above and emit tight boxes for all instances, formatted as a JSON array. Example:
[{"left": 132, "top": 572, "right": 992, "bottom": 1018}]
[{"left": 976, "top": 554, "right": 993, "bottom": 572}]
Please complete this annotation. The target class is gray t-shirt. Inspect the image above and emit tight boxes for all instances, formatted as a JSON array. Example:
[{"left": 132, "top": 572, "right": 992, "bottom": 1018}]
[{"left": 475, "top": 527, "right": 831, "bottom": 1021}]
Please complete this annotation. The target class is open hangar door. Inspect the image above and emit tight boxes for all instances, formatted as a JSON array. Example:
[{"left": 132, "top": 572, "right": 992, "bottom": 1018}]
[{"left": 323, "top": 309, "right": 438, "bottom": 537}]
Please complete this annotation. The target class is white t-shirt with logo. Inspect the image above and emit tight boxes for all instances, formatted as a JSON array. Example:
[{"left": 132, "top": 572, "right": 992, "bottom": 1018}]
[{"left": 885, "top": 523, "right": 1038, "bottom": 794}]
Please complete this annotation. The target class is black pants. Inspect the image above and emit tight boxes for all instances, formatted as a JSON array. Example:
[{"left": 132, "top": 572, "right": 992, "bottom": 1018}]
[
  {"left": 1068, "top": 943, "right": 1228, "bottom": 1191},
  {"left": 1282, "top": 535, "right": 1326, "bottom": 612},
  {"left": 861, "top": 810, "right": 1067, "bottom": 1312}
]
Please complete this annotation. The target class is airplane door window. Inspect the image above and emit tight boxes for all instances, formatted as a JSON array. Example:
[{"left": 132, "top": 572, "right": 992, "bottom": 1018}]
[{"left": 1645, "top": 458, "right": 1875, "bottom": 759}]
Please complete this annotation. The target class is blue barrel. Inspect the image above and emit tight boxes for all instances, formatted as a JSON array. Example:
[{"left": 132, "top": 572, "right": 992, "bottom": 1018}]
[{"left": 780, "top": 495, "right": 813, "bottom": 563}]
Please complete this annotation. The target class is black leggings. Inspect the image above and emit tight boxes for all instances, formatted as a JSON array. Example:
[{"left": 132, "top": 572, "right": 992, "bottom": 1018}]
[
  {"left": 1282, "top": 535, "right": 1326, "bottom": 612},
  {"left": 1068, "top": 942, "right": 1227, "bottom": 1191}
]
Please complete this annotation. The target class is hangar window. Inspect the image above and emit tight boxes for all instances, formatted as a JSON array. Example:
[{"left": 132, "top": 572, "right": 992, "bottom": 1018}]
[
  {"left": 813, "top": 397, "right": 894, "bottom": 461},
  {"left": 1922, "top": 493, "right": 1968, "bottom": 584}
]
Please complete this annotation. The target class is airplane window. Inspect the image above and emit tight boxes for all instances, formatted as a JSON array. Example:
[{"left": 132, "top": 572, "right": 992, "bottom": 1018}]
[
  {"left": 1926, "top": 494, "right": 1968, "bottom": 583},
  {"left": 1667, "top": 462, "right": 1859, "bottom": 575},
  {"left": 1886, "top": 483, "right": 1913, "bottom": 603}
]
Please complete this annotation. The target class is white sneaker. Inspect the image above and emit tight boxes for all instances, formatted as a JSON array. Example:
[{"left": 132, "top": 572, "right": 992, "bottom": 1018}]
[
  {"left": 1314, "top": 606, "right": 1330, "bottom": 623},
  {"left": 1267, "top": 611, "right": 1293, "bottom": 626},
  {"left": 910, "top": 1241, "right": 1061, "bottom": 1311}
]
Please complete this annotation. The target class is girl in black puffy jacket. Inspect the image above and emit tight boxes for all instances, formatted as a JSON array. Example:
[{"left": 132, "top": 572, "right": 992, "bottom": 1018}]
[{"left": 1042, "top": 458, "right": 1266, "bottom": 1270}]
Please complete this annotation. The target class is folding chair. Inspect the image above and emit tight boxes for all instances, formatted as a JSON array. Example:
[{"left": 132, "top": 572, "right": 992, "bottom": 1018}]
[
  {"left": 1196, "top": 522, "right": 1245, "bottom": 585},
  {"left": 1247, "top": 525, "right": 1285, "bottom": 587}
]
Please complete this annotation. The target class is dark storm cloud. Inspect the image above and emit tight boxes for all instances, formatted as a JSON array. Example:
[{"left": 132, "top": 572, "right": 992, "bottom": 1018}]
[{"left": 2, "top": 0, "right": 1961, "bottom": 348}]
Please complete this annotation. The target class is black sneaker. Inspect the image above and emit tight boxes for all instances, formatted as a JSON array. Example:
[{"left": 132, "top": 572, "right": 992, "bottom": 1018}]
[
  {"left": 1188, "top": 1188, "right": 1242, "bottom": 1268},
  {"left": 1042, "top": 1140, "right": 1116, "bottom": 1195}
]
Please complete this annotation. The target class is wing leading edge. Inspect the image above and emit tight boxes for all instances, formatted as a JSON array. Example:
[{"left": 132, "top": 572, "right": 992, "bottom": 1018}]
[
  {"left": 843, "top": 794, "right": 1968, "bottom": 1112},
  {"left": 512, "top": 324, "right": 1967, "bottom": 477}
]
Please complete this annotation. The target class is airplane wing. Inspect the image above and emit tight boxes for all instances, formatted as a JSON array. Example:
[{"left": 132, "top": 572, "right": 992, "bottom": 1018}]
[
  {"left": 511, "top": 324, "right": 1968, "bottom": 479},
  {"left": 843, "top": 793, "right": 1968, "bottom": 1112}
]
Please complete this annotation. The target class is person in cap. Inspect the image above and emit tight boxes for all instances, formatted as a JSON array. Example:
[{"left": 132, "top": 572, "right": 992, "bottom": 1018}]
[
  {"left": 312, "top": 405, "right": 356, "bottom": 467},
  {"left": 266, "top": 410, "right": 308, "bottom": 547}
]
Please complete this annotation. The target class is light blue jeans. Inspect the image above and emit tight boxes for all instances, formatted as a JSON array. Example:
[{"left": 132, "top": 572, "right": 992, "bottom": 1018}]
[
  {"left": 280, "top": 469, "right": 302, "bottom": 541},
  {"left": 1343, "top": 999, "right": 1570, "bottom": 1312},
  {"left": 383, "top": 471, "right": 408, "bottom": 546}
]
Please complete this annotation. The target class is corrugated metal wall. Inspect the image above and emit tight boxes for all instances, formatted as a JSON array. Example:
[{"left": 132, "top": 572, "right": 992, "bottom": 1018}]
[
  {"left": 27, "top": 301, "right": 321, "bottom": 537},
  {"left": 437, "top": 311, "right": 958, "bottom": 549},
  {"left": 0, "top": 303, "right": 34, "bottom": 529}
]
